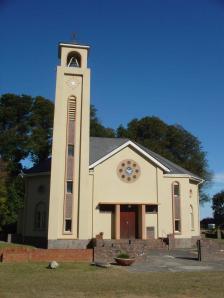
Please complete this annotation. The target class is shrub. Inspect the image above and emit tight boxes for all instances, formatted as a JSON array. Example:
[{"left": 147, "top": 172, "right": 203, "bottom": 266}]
[{"left": 116, "top": 252, "right": 130, "bottom": 259}]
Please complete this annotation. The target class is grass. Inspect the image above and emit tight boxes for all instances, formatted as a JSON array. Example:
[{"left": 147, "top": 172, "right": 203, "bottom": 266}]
[
  {"left": 0, "top": 241, "right": 36, "bottom": 249},
  {"left": 0, "top": 262, "right": 224, "bottom": 298}
]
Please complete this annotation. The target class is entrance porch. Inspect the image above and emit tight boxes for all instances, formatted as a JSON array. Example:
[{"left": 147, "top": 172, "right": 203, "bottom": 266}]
[{"left": 98, "top": 203, "right": 158, "bottom": 240}]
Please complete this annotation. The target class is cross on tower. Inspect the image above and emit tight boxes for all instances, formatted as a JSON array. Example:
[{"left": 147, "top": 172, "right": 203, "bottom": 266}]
[{"left": 71, "top": 32, "right": 77, "bottom": 44}]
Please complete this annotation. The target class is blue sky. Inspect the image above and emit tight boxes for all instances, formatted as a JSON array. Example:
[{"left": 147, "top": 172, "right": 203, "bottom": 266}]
[{"left": 0, "top": 0, "right": 224, "bottom": 218}]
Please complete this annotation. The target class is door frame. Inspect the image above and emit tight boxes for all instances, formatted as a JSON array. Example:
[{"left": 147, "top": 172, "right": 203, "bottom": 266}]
[{"left": 120, "top": 205, "right": 138, "bottom": 239}]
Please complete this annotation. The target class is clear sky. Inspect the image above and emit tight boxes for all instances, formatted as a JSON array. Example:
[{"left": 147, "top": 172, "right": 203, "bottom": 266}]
[{"left": 0, "top": 0, "right": 224, "bottom": 218}]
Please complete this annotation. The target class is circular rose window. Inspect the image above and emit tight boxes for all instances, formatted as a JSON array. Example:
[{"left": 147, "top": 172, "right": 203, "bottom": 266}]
[{"left": 117, "top": 159, "right": 141, "bottom": 183}]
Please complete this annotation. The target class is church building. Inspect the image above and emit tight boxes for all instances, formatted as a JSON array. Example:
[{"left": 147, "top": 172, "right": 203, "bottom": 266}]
[{"left": 19, "top": 41, "right": 202, "bottom": 249}]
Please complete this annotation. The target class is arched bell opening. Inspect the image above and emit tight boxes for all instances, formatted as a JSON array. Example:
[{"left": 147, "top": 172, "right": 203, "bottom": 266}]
[{"left": 67, "top": 51, "right": 81, "bottom": 68}]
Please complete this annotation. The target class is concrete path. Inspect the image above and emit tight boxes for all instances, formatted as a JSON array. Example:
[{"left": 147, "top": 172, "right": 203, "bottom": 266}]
[{"left": 125, "top": 249, "right": 224, "bottom": 272}]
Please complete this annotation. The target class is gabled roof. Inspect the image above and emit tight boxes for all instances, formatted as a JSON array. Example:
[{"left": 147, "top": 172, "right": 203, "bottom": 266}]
[
  {"left": 89, "top": 138, "right": 170, "bottom": 172},
  {"left": 89, "top": 137, "right": 129, "bottom": 165},
  {"left": 23, "top": 137, "right": 202, "bottom": 181}
]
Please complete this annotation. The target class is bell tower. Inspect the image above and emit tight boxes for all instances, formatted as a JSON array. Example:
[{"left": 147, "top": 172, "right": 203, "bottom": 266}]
[{"left": 48, "top": 41, "right": 91, "bottom": 247}]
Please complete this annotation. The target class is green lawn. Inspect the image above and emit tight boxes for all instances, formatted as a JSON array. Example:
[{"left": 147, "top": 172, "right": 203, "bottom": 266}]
[
  {"left": 0, "top": 262, "right": 224, "bottom": 298},
  {"left": 0, "top": 241, "right": 35, "bottom": 249}
]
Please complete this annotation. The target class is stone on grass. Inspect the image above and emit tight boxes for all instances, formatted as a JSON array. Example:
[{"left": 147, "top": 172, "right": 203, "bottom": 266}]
[
  {"left": 91, "top": 262, "right": 111, "bottom": 268},
  {"left": 48, "top": 261, "right": 59, "bottom": 269}
]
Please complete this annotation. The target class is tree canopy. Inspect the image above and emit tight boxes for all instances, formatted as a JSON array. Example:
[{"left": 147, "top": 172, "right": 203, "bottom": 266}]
[
  {"left": 0, "top": 94, "right": 54, "bottom": 230},
  {"left": 90, "top": 105, "right": 115, "bottom": 138},
  {"left": 0, "top": 94, "right": 54, "bottom": 172},
  {"left": 212, "top": 191, "right": 224, "bottom": 227}
]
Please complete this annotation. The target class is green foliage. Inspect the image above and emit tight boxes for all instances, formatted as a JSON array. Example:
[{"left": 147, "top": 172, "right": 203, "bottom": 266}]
[
  {"left": 0, "top": 94, "right": 33, "bottom": 174},
  {"left": 0, "top": 94, "right": 54, "bottom": 168},
  {"left": 0, "top": 93, "right": 54, "bottom": 230},
  {"left": 0, "top": 177, "right": 8, "bottom": 230},
  {"left": 90, "top": 105, "right": 115, "bottom": 138},
  {"left": 6, "top": 175, "right": 25, "bottom": 224},
  {"left": 28, "top": 96, "right": 54, "bottom": 164},
  {"left": 212, "top": 191, "right": 224, "bottom": 227},
  {"left": 116, "top": 252, "right": 130, "bottom": 259},
  {"left": 0, "top": 160, "right": 9, "bottom": 230}
]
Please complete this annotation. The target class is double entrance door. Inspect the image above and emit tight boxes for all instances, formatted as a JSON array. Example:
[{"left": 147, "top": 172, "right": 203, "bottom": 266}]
[{"left": 120, "top": 205, "right": 138, "bottom": 239}]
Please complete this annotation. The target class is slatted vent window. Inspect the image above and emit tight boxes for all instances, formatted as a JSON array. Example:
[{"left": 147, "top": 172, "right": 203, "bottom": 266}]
[{"left": 68, "top": 98, "right": 76, "bottom": 121}]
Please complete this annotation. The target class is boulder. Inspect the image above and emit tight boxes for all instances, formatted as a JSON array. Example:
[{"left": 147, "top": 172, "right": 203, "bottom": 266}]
[{"left": 48, "top": 261, "right": 59, "bottom": 269}]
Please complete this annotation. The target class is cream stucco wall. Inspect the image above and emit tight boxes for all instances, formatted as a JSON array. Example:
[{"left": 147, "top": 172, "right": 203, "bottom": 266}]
[
  {"left": 91, "top": 145, "right": 200, "bottom": 240},
  {"left": 158, "top": 174, "right": 200, "bottom": 239},
  {"left": 145, "top": 213, "right": 158, "bottom": 239},
  {"left": 156, "top": 168, "right": 173, "bottom": 238},
  {"left": 93, "top": 146, "right": 158, "bottom": 206},
  {"left": 92, "top": 146, "right": 159, "bottom": 238},
  {"left": 189, "top": 180, "right": 200, "bottom": 237}
]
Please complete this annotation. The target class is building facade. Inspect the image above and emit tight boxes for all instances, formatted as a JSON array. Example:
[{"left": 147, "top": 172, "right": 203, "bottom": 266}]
[{"left": 20, "top": 41, "right": 202, "bottom": 248}]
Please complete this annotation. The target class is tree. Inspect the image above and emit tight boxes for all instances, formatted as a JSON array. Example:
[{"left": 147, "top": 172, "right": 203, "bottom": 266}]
[
  {"left": 0, "top": 94, "right": 54, "bottom": 170},
  {"left": 0, "top": 94, "right": 33, "bottom": 175},
  {"left": 117, "top": 116, "right": 212, "bottom": 203},
  {"left": 90, "top": 105, "right": 115, "bottom": 138},
  {"left": 0, "top": 160, "right": 9, "bottom": 230},
  {"left": 200, "top": 217, "right": 215, "bottom": 229},
  {"left": 0, "top": 93, "right": 54, "bottom": 230},
  {"left": 28, "top": 96, "right": 54, "bottom": 164},
  {"left": 212, "top": 191, "right": 224, "bottom": 227}
]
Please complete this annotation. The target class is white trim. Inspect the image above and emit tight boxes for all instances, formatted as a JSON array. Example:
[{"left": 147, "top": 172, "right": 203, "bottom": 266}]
[
  {"left": 59, "top": 43, "right": 90, "bottom": 49},
  {"left": 98, "top": 202, "right": 160, "bottom": 205},
  {"left": 164, "top": 173, "right": 203, "bottom": 183},
  {"left": 164, "top": 174, "right": 192, "bottom": 178},
  {"left": 89, "top": 140, "right": 170, "bottom": 172}
]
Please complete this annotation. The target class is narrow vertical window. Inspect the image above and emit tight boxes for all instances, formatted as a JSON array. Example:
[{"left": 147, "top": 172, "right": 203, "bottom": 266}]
[
  {"left": 174, "top": 184, "right": 180, "bottom": 197},
  {"left": 65, "top": 219, "right": 72, "bottom": 232},
  {"left": 175, "top": 220, "right": 181, "bottom": 232},
  {"left": 63, "top": 96, "right": 76, "bottom": 234},
  {"left": 172, "top": 182, "right": 181, "bottom": 233},
  {"left": 68, "top": 144, "right": 74, "bottom": 156},
  {"left": 67, "top": 181, "right": 73, "bottom": 193}
]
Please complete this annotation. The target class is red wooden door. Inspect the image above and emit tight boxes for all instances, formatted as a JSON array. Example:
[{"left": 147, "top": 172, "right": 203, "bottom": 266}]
[{"left": 120, "top": 205, "right": 138, "bottom": 239}]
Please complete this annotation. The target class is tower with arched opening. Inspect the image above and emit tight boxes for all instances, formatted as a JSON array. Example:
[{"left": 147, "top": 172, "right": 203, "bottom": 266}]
[{"left": 48, "top": 41, "right": 91, "bottom": 246}]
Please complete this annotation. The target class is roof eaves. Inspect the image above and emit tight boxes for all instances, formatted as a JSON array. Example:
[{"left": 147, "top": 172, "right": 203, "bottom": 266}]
[
  {"left": 22, "top": 171, "right": 50, "bottom": 177},
  {"left": 163, "top": 173, "right": 203, "bottom": 183}
]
